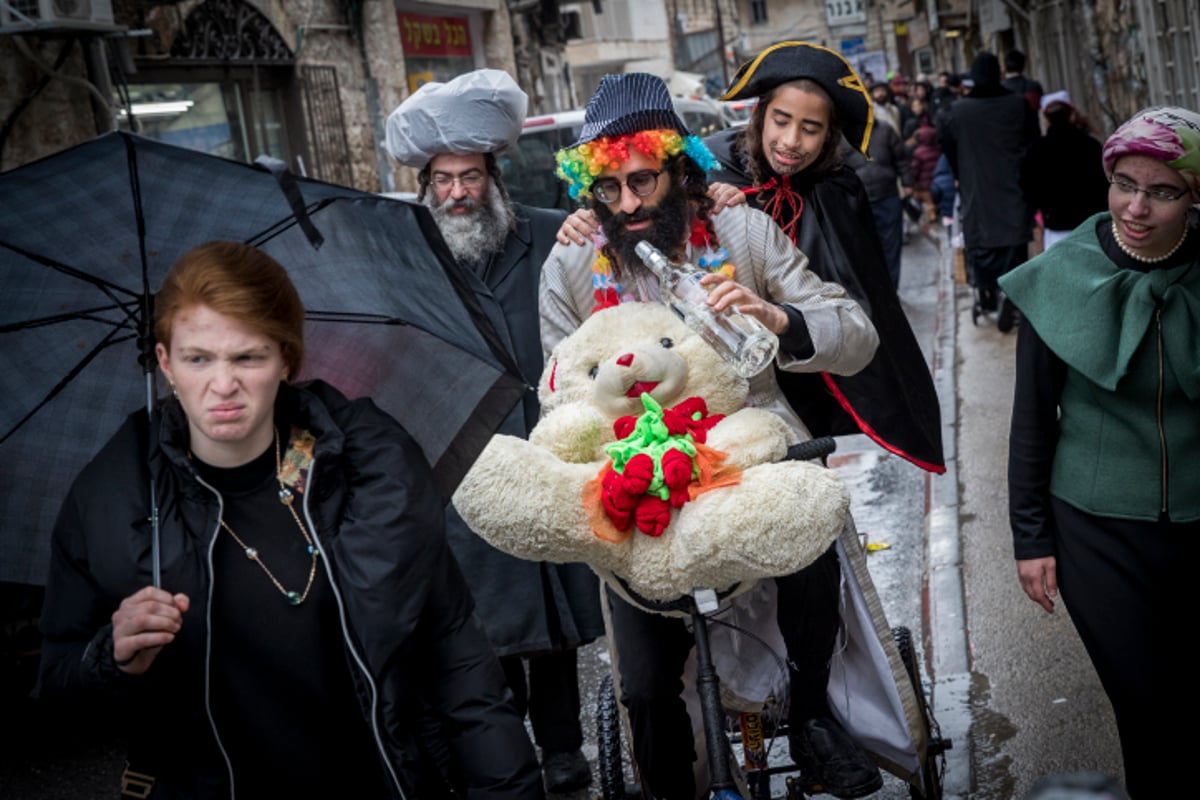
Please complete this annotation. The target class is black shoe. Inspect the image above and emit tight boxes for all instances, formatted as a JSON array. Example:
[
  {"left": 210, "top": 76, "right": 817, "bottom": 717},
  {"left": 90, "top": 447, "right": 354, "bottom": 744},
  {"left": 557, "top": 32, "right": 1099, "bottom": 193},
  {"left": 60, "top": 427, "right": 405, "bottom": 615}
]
[
  {"left": 979, "top": 287, "right": 999, "bottom": 312},
  {"left": 997, "top": 298, "right": 1017, "bottom": 333},
  {"left": 789, "top": 717, "right": 883, "bottom": 799},
  {"left": 542, "top": 748, "right": 592, "bottom": 793}
]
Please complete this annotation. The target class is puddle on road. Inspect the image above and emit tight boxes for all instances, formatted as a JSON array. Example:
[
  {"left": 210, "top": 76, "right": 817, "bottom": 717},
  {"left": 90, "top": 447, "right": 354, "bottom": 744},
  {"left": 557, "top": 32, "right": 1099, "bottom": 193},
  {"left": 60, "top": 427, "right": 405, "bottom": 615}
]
[{"left": 969, "top": 670, "right": 1019, "bottom": 800}]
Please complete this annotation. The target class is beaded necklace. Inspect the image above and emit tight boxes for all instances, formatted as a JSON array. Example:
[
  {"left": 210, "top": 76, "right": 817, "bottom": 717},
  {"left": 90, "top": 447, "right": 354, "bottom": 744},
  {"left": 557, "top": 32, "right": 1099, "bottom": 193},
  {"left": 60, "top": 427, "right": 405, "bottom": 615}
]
[{"left": 208, "top": 427, "right": 319, "bottom": 606}]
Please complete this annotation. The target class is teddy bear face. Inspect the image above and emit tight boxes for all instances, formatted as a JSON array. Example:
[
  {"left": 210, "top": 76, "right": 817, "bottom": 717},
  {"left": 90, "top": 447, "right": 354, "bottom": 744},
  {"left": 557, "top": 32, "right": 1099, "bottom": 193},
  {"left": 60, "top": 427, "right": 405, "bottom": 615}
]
[{"left": 541, "top": 303, "right": 749, "bottom": 419}]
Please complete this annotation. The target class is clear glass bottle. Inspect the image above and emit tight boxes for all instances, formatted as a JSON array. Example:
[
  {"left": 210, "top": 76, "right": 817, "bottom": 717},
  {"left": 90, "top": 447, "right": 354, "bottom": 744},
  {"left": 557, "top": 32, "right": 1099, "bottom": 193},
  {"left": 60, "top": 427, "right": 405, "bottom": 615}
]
[{"left": 636, "top": 241, "right": 779, "bottom": 378}]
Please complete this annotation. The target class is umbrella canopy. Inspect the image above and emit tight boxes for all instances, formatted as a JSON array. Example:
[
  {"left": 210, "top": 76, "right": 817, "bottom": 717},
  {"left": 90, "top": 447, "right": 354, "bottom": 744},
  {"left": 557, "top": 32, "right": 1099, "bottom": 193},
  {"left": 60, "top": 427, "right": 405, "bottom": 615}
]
[{"left": 0, "top": 132, "right": 525, "bottom": 586}]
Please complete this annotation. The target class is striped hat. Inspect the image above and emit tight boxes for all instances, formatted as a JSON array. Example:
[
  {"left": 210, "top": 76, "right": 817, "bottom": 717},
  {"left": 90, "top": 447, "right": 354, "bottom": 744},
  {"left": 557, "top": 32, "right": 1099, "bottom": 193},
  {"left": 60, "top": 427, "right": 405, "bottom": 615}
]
[
  {"left": 721, "top": 41, "right": 874, "bottom": 154},
  {"left": 571, "top": 73, "right": 690, "bottom": 148}
]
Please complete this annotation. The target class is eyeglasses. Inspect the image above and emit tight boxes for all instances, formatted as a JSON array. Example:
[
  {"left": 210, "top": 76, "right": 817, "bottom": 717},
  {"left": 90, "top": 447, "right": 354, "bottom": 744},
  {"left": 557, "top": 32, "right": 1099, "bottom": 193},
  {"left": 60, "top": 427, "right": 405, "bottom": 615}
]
[
  {"left": 591, "top": 169, "right": 666, "bottom": 204},
  {"left": 431, "top": 171, "right": 485, "bottom": 190},
  {"left": 1108, "top": 175, "right": 1190, "bottom": 203}
]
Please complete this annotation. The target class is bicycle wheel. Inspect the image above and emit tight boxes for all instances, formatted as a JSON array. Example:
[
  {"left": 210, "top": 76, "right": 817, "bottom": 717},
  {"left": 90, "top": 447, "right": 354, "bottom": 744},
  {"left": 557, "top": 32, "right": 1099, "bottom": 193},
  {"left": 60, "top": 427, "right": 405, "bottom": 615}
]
[
  {"left": 891, "top": 626, "right": 948, "bottom": 800},
  {"left": 598, "top": 673, "right": 647, "bottom": 800}
]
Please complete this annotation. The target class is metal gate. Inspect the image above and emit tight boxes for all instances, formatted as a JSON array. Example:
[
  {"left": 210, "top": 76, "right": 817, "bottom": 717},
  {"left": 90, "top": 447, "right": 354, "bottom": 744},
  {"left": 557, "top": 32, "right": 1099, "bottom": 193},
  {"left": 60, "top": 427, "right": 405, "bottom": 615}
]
[
  {"left": 1135, "top": 0, "right": 1200, "bottom": 110},
  {"left": 301, "top": 65, "right": 353, "bottom": 187}
]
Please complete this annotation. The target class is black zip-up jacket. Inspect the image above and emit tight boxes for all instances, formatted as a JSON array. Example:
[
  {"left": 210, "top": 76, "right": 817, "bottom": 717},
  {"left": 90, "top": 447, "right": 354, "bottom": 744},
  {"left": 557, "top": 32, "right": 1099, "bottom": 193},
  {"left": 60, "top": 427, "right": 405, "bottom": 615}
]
[{"left": 37, "top": 380, "right": 544, "bottom": 799}]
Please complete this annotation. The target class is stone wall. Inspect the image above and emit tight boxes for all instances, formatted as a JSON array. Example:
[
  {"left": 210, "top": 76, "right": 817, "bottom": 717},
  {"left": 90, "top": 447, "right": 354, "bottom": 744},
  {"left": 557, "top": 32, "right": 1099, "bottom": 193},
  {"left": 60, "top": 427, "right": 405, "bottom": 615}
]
[{"left": 0, "top": 35, "right": 104, "bottom": 170}]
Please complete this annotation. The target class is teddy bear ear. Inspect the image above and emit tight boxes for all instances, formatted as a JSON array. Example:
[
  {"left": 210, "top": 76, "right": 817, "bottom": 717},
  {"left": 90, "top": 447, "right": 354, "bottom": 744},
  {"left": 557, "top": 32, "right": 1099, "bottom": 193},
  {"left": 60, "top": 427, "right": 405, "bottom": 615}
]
[{"left": 547, "top": 359, "right": 558, "bottom": 393}]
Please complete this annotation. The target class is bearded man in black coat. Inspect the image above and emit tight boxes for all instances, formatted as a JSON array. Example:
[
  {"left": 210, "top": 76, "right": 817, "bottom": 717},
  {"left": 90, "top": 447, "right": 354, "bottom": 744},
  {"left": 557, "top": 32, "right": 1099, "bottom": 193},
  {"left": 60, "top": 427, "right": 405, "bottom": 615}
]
[{"left": 386, "top": 69, "right": 603, "bottom": 795}]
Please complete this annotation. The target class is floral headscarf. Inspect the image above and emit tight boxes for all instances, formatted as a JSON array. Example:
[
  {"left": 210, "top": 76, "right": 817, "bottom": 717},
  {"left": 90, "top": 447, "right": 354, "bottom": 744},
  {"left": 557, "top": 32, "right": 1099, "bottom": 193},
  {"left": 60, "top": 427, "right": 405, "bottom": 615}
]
[{"left": 1102, "top": 106, "right": 1200, "bottom": 201}]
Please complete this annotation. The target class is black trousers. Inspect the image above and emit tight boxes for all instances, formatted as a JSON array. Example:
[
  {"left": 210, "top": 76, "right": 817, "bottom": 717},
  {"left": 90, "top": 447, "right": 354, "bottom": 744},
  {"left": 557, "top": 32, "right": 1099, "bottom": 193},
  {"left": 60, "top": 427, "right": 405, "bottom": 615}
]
[
  {"left": 1052, "top": 498, "right": 1194, "bottom": 799},
  {"left": 965, "top": 243, "right": 1026, "bottom": 291},
  {"left": 500, "top": 649, "right": 583, "bottom": 752},
  {"left": 609, "top": 544, "right": 842, "bottom": 799}
]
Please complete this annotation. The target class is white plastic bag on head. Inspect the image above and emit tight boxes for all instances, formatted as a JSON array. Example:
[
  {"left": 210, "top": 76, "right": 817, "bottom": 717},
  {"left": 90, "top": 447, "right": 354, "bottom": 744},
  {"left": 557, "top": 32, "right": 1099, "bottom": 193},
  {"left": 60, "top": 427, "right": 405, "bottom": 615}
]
[{"left": 385, "top": 69, "right": 528, "bottom": 168}]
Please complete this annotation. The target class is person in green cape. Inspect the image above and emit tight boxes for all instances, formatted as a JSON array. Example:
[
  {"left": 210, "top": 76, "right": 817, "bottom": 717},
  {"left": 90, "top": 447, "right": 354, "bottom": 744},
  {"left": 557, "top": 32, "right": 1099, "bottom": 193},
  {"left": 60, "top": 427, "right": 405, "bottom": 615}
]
[{"left": 1001, "top": 106, "right": 1200, "bottom": 799}]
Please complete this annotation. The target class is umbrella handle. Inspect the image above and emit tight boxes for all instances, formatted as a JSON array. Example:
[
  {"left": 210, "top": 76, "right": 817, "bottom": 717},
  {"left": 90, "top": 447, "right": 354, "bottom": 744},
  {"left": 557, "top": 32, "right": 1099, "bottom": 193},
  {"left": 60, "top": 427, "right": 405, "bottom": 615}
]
[{"left": 150, "top": 476, "right": 162, "bottom": 588}]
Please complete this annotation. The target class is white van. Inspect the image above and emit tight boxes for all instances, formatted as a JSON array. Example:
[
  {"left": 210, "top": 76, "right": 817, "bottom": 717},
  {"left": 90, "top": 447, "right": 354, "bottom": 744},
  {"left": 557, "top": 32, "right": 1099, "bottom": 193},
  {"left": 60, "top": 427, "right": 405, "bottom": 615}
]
[{"left": 499, "top": 96, "right": 727, "bottom": 211}]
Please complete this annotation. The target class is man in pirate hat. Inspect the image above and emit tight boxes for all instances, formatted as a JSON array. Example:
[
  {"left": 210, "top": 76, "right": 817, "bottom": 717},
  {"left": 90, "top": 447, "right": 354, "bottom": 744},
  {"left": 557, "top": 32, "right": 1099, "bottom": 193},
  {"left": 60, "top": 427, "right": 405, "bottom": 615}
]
[
  {"left": 541, "top": 72, "right": 884, "bottom": 799},
  {"left": 559, "top": 43, "right": 944, "bottom": 478},
  {"left": 386, "top": 69, "right": 602, "bottom": 795}
]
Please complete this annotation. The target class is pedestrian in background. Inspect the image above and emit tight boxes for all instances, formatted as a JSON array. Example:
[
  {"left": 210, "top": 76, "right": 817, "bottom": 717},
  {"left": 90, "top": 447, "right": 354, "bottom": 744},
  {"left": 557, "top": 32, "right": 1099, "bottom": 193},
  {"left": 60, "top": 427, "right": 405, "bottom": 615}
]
[
  {"left": 909, "top": 124, "right": 942, "bottom": 226},
  {"left": 1001, "top": 106, "right": 1200, "bottom": 800},
  {"left": 942, "top": 50, "right": 1040, "bottom": 332},
  {"left": 1002, "top": 49, "right": 1045, "bottom": 112},
  {"left": 1021, "top": 90, "right": 1109, "bottom": 250},
  {"left": 845, "top": 113, "right": 914, "bottom": 287},
  {"left": 931, "top": 72, "right": 961, "bottom": 143},
  {"left": 385, "top": 69, "right": 603, "bottom": 795},
  {"left": 37, "top": 241, "right": 545, "bottom": 799},
  {"left": 929, "top": 152, "right": 958, "bottom": 239},
  {"left": 902, "top": 96, "right": 933, "bottom": 147},
  {"left": 870, "top": 79, "right": 904, "bottom": 137}
]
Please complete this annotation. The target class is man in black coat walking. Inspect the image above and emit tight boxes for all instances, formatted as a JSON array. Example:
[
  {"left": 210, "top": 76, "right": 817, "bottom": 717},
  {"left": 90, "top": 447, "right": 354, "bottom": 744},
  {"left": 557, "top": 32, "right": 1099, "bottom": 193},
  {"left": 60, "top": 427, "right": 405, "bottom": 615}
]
[
  {"left": 385, "top": 69, "right": 603, "bottom": 795},
  {"left": 942, "top": 51, "right": 1040, "bottom": 331}
]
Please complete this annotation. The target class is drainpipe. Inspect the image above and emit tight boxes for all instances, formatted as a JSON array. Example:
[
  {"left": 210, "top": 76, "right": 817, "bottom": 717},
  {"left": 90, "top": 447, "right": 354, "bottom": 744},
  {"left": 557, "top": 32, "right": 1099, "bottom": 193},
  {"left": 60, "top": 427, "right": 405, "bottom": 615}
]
[{"left": 350, "top": 0, "right": 393, "bottom": 192}]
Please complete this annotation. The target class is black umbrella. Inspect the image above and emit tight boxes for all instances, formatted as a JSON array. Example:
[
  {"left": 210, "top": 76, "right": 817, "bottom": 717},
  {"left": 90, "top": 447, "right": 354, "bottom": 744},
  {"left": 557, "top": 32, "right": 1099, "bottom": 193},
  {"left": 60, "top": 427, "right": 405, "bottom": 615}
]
[{"left": 0, "top": 132, "right": 525, "bottom": 587}]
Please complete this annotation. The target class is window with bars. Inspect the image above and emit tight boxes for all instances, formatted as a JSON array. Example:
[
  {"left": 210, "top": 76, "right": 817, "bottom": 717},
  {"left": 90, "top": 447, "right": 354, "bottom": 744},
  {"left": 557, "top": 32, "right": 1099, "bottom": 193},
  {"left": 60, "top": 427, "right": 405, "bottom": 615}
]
[{"left": 750, "top": 0, "right": 768, "bottom": 25}]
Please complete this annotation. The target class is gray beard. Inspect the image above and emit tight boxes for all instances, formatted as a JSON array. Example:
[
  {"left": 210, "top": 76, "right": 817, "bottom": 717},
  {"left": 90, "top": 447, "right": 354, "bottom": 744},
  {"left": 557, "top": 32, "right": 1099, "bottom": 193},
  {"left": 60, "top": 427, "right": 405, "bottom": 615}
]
[{"left": 424, "top": 183, "right": 515, "bottom": 268}]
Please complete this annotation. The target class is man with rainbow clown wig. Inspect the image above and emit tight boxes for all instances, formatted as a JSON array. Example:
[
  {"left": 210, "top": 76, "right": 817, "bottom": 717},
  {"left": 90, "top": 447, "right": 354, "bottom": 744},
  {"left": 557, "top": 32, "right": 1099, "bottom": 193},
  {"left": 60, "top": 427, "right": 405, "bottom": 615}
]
[{"left": 540, "top": 73, "right": 884, "bottom": 799}]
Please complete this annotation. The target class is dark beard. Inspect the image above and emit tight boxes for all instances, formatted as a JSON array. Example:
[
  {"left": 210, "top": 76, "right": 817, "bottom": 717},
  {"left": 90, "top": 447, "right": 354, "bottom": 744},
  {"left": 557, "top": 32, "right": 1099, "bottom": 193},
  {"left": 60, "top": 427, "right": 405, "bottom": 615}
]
[
  {"left": 596, "top": 180, "right": 691, "bottom": 281},
  {"left": 424, "top": 185, "right": 515, "bottom": 268}
]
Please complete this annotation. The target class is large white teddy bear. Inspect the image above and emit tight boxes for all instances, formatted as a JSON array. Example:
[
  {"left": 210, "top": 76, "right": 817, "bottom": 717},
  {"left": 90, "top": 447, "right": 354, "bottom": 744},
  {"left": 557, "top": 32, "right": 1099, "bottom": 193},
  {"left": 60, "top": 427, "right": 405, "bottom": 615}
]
[{"left": 453, "top": 302, "right": 850, "bottom": 602}]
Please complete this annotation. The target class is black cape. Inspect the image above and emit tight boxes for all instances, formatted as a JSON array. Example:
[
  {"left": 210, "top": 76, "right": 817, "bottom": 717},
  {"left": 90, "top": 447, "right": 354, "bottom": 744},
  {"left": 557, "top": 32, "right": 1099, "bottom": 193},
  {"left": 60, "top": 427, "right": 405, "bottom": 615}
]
[{"left": 706, "top": 128, "right": 945, "bottom": 472}]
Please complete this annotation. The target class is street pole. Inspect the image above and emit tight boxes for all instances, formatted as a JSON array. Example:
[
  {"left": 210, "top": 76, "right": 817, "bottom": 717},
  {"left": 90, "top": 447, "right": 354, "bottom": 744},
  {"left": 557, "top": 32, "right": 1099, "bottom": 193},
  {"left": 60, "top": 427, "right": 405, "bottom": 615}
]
[{"left": 713, "top": 0, "right": 728, "bottom": 87}]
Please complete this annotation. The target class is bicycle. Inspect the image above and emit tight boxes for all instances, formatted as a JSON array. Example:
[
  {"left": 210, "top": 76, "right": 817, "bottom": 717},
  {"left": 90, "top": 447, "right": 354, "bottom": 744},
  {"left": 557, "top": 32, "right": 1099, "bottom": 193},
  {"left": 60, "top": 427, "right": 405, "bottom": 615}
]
[{"left": 593, "top": 438, "right": 951, "bottom": 800}]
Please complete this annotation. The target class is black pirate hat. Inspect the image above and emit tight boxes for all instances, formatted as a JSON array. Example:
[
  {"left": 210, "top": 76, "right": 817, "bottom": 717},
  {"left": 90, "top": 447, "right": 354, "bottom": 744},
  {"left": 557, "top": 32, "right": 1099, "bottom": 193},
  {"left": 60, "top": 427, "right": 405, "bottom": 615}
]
[
  {"left": 721, "top": 41, "right": 874, "bottom": 154},
  {"left": 571, "top": 72, "right": 690, "bottom": 148}
]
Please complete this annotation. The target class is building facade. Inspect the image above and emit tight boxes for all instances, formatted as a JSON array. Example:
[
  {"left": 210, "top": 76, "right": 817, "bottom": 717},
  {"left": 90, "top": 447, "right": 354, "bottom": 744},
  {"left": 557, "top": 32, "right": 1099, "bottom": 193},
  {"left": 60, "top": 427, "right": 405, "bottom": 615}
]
[
  {"left": 0, "top": 0, "right": 541, "bottom": 192},
  {"left": 2, "top": 0, "right": 1196, "bottom": 183}
]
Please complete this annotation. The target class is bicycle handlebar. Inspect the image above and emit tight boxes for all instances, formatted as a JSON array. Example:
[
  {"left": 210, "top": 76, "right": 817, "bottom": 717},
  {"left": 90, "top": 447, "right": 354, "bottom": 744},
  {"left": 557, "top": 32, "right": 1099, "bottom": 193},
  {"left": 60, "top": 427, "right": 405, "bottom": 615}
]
[{"left": 785, "top": 436, "right": 837, "bottom": 463}]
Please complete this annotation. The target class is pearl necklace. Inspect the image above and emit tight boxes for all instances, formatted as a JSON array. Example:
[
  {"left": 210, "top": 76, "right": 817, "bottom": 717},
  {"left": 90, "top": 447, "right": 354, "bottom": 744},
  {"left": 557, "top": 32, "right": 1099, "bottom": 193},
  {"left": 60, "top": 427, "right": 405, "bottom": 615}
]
[{"left": 1111, "top": 220, "right": 1189, "bottom": 264}]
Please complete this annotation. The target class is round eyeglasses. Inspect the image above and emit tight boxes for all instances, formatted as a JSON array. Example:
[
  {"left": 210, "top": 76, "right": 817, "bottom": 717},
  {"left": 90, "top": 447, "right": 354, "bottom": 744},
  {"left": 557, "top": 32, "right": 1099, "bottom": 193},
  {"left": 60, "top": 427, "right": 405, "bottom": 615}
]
[
  {"left": 591, "top": 169, "right": 666, "bottom": 204},
  {"left": 1108, "top": 175, "right": 1190, "bottom": 204},
  {"left": 431, "top": 171, "right": 485, "bottom": 190}
]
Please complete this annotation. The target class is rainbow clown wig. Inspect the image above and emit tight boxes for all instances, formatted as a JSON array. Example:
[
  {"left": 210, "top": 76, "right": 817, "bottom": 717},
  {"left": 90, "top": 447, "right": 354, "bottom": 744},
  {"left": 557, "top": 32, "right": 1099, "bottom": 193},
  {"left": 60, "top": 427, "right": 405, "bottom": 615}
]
[{"left": 555, "top": 129, "right": 720, "bottom": 202}]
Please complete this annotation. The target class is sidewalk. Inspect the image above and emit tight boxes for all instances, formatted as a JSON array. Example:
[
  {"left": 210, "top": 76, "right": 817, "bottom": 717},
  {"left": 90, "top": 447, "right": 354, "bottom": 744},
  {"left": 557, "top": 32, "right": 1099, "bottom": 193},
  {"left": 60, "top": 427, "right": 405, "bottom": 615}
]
[
  {"left": 824, "top": 229, "right": 972, "bottom": 799},
  {"left": 924, "top": 237, "right": 972, "bottom": 799}
]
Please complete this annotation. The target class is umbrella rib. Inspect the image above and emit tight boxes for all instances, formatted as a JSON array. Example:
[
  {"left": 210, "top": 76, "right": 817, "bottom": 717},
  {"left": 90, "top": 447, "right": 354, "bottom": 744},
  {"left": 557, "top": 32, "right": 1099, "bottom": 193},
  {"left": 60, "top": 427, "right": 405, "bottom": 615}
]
[
  {"left": 0, "top": 241, "right": 141, "bottom": 300},
  {"left": 305, "top": 310, "right": 406, "bottom": 324},
  {"left": 0, "top": 328, "right": 138, "bottom": 446},
  {"left": 245, "top": 199, "right": 337, "bottom": 247},
  {"left": 0, "top": 303, "right": 139, "bottom": 333}
]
